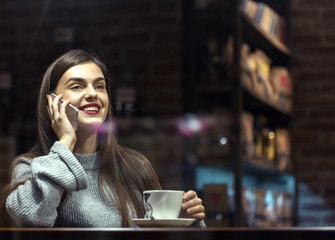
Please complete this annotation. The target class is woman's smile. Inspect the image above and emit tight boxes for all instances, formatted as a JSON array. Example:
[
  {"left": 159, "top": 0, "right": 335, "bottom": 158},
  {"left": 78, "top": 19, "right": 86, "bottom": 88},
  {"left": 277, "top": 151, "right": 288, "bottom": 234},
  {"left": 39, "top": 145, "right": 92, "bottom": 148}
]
[{"left": 79, "top": 103, "right": 101, "bottom": 114}]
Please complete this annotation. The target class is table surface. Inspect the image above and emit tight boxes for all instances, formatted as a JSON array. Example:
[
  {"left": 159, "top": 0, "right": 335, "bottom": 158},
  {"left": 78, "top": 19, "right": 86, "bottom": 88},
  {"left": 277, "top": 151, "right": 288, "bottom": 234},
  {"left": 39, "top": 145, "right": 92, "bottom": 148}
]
[{"left": 1, "top": 227, "right": 335, "bottom": 240}]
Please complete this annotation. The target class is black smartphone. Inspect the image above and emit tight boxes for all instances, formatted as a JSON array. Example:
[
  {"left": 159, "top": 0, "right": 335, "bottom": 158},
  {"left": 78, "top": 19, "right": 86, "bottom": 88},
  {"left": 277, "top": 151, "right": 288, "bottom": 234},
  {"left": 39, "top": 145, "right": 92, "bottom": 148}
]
[{"left": 50, "top": 93, "right": 78, "bottom": 131}]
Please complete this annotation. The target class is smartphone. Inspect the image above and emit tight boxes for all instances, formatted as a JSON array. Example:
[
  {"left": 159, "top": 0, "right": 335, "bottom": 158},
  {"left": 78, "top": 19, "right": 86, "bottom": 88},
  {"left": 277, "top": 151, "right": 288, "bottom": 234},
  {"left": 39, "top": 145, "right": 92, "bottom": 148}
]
[{"left": 50, "top": 93, "right": 78, "bottom": 131}]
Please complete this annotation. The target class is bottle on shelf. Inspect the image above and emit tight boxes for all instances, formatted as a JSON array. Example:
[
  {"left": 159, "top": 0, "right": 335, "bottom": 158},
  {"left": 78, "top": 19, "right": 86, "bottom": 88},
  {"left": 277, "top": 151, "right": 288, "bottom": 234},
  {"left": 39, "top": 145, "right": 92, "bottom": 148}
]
[
  {"left": 266, "top": 130, "right": 275, "bottom": 161},
  {"left": 254, "top": 115, "right": 267, "bottom": 159}
]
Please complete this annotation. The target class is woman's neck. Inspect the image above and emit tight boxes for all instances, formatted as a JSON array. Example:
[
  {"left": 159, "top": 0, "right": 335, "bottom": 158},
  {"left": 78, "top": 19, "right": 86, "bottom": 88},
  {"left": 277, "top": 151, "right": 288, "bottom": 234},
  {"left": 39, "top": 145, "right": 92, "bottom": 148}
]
[{"left": 74, "top": 130, "right": 98, "bottom": 154}]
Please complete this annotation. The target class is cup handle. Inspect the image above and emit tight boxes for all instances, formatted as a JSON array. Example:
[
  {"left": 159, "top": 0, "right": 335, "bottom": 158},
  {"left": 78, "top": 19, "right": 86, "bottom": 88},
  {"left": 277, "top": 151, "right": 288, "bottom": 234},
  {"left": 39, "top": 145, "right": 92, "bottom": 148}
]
[{"left": 144, "top": 202, "right": 154, "bottom": 219}]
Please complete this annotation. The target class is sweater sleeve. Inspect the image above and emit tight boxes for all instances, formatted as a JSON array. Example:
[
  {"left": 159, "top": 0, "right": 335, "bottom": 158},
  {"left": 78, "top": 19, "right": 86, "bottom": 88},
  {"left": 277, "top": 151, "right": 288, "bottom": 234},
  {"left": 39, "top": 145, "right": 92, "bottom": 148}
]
[{"left": 6, "top": 141, "right": 88, "bottom": 227}]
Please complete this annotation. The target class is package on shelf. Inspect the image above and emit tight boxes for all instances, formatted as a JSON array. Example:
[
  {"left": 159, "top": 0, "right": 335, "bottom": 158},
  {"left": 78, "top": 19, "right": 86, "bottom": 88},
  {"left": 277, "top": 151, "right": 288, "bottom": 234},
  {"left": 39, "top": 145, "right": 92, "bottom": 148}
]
[
  {"left": 264, "top": 191, "right": 281, "bottom": 227},
  {"left": 254, "top": 49, "right": 274, "bottom": 100},
  {"left": 242, "top": 188, "right": 257, "bottom": 226},
  {"left": 241, "top": 0, "right": 258, "bottom": 19},
  {"left": 243, "top": 188, "right": 270, "bottom": 227},
  {"left": 240, "top": 42, "right": 261, "bottom": 94},
  {"left": 270, "top": 67, "right": 292, "bottom": 112},
  {"left": 274, "top": 191, "right": 293, "bottom": 227},
  {"left": 240, "top": 0, "right": 256, "bottom": 17},
  {"left": 260, "top": 189, "right": 285, "bottom": 227},
  {"left": 256, "top": 189, "right": 277, "bottom": 227},
  {"left": 241, "top": 43, "right": 254, "bottom": 91},
  {"left": 247, "top": 53, "right": 258, "bottom": 85},
  {"left": 258, "top": 3, "right": 275, "bottom": 34},
  {"left": 275, "top": 128, "right": 291, "bottom": 172},
  {"left": 240, "top": 47, "right": 273, "bottom": 99},
  {"left": 277, "top": 17, "right": 287, "bottom": 45},
  {"left": 240, "top": 111, "right": 255, "bottom": 158},
  {"left": 254, "top": 188, "right": 266, "bottom": 218},
  {"left": 242, "top": 187, "right": 292, "bottom": 227},
  {"left": 240, "top": 43, "right": 249, "bottom": 86},
  {"left": 274, "top": 192, "right": 284, "bottom": 221},
  {"left": 263, "top": 131, "right": 276, "bottom": 164},
  {"left": 253, "top": 115, "right": 276, "bottom": 164},
  {"left": 252, "top": 121, "right": 291, "bottom": 170},
  {"left": 203, "top": 184, "right": 230, "bottom": 227},
  {"left": 241, "top": 46, "right": 290, "bottom": 109},
  {"left": 240, "top": 0, "right": 287, "bottom": 44}
]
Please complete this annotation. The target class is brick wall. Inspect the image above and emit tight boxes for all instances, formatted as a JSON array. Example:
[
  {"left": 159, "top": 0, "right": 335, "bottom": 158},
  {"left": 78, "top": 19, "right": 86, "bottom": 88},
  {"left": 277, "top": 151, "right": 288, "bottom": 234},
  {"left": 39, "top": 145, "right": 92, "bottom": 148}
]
[
  {"left": 0, "top": 0, "right": 183, "bottom": 116},
  {"left": 2, "top": 0, "right": 335, "bottom": 227},
  {"left": 0, "top": 137, "right": 15, "bottom": 190},
  {"left": 0, "top": 0, "right": 182, "bottom": 189},
  {"left": 291, "top": 0, "right": 335, "bottom": 226}
]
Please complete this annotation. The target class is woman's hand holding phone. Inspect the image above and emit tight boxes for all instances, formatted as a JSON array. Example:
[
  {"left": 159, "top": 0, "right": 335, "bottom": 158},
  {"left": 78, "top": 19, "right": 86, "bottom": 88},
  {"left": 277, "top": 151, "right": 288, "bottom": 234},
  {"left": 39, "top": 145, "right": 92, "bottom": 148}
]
[{"left": 47, "top": 93, "right": 77, "bottom": 151}]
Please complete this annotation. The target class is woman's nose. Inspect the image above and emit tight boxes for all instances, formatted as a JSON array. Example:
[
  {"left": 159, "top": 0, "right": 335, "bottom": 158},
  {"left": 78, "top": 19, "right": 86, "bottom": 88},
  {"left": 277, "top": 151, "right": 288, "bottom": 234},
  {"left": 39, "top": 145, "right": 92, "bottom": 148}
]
[{"left": 85, "top": 86, "right": 98, "bottom": 100}]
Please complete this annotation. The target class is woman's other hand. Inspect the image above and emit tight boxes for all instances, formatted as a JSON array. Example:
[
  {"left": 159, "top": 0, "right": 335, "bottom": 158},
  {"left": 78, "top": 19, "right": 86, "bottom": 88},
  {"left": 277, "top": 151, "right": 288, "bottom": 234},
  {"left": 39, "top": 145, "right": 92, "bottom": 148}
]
[
  {"left": 180, "top": 190, "right": 205, "bottom": 222},
  {"left": 47, "top": 93, "right": 77, "bottom": 151}
]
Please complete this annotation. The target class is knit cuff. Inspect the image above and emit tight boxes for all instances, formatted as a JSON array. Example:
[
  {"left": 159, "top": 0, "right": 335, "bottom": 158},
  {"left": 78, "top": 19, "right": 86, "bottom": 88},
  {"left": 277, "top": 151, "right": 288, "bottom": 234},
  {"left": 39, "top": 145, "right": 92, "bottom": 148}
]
[{"left": 50, "top": 141, "right": 87, "bottom": 190}]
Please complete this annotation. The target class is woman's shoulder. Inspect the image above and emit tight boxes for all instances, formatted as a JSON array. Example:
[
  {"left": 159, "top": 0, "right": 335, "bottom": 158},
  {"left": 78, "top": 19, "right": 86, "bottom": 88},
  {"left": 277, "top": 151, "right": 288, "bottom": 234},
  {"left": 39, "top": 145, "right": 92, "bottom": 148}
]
[
  {"left": 12, "top": 152, "right": 36, "bottom": 166},
  {"left": 16, "top": 152, "right": 36, "bottom": 160},
  {"left": 8, "top": 152, "right": 37, "bottom": 182}
]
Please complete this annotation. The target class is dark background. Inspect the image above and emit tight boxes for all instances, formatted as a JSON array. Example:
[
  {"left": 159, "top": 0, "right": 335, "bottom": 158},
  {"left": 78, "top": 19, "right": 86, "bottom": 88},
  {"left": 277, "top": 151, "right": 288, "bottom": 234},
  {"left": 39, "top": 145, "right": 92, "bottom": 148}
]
[{"left": 0, "top": 0, "right": 334, "bottom": 226}]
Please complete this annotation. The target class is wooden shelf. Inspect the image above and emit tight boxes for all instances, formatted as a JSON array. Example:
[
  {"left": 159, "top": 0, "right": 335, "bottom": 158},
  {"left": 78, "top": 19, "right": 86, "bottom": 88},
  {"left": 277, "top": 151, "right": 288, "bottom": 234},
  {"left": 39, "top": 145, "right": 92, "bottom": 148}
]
[
  {"left": 242, "top": 157, "right": 292, "bottom": 177},
  {"left": 242, "top": 84, "right": 292, "bottom": 116},
  {"left": 183, "top": 0, "right": 294, "bottom": 227},
  {"left": 240, "top": 10, "right": 290, "bottom": 58}
]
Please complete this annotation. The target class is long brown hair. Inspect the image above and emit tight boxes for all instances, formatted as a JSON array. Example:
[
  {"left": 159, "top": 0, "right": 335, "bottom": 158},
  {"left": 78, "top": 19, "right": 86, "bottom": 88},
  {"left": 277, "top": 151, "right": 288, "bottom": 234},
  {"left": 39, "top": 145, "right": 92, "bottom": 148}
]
[{"left": 0, "top": 49, "right": 161, "bottom": 227}]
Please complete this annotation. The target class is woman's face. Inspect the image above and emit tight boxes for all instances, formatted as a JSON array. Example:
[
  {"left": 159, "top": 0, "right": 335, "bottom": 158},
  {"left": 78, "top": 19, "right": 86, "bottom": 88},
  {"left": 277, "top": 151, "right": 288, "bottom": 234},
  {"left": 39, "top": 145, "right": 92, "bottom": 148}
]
[{"left": 54, "top": 61, "right": 109, "bottom": 131}]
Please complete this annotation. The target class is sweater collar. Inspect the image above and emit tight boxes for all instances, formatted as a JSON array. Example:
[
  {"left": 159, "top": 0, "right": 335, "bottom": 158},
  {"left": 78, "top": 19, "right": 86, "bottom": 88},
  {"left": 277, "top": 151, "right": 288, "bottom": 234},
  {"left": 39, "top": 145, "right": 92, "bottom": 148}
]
[{"left": 74, "top": 151, "right": 101, "bottom": 170}]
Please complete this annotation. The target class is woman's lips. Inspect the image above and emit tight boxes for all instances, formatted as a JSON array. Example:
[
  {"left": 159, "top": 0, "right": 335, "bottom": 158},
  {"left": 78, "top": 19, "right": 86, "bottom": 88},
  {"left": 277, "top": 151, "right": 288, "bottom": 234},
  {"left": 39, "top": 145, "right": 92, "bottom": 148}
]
[{"left": 79, "top": 103, "right": 101, "bottom": 114}]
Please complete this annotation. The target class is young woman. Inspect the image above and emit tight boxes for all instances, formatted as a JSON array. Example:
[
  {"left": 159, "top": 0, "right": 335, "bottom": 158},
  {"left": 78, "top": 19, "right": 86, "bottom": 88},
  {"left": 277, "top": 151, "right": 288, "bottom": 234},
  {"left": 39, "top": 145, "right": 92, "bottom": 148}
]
[{"left": 0, "top": 49, "right": 205, "bottom": 227}]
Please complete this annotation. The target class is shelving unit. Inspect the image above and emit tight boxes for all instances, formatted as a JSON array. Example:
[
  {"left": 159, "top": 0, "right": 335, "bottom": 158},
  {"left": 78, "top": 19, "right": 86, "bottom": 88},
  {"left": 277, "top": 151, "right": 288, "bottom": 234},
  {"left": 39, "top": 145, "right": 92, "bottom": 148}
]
[{"left": 182, "top": 0, "right": 294, "bottom": 227}]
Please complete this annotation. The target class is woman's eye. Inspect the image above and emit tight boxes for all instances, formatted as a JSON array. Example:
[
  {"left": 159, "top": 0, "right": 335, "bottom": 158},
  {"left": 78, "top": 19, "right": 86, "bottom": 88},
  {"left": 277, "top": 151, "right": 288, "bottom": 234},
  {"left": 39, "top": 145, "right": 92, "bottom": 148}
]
[
  {"left": 96, "top": 85, "right": 105, "bottom": 90},
  {"left": 71, "top": 85, "right": 82, "bottom": 90}
]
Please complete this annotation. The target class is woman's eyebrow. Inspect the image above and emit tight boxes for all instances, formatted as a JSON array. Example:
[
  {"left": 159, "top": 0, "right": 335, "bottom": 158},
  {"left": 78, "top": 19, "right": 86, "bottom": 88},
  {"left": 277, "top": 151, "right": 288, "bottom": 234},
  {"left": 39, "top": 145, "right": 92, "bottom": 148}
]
[{"left": 65, "top": 77, "right": 105, "bottom": 85}]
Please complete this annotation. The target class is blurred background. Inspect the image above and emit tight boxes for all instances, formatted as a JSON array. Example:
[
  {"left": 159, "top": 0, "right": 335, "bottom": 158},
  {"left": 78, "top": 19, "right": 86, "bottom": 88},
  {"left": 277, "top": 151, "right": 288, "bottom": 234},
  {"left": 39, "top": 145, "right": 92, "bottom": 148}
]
[{"left": 0, "top": 0, "right": 334, "bottom": 227}]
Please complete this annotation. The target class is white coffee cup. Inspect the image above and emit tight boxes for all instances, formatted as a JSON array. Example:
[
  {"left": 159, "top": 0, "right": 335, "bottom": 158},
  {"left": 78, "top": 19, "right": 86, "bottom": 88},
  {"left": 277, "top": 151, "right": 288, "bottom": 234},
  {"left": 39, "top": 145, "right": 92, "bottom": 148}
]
[{"left": 143, "top": 190, "right": 183, "bottom": 219}]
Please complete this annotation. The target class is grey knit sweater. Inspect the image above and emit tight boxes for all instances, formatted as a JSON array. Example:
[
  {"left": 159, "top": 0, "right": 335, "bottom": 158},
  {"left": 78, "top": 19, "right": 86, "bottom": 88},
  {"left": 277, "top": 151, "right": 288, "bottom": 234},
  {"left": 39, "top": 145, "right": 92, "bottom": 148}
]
[
  {"left": 6, "top": 141, "right": 136, "bottom": 227},
  {"left": 6, "top": 141, "right": 205, "bottom": 228}
]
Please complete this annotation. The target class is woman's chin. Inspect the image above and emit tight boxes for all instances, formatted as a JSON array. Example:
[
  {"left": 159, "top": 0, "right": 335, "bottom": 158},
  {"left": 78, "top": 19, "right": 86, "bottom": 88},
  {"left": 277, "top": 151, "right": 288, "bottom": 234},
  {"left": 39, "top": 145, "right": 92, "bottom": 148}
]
[{"left": 77, "top": 121, "right": 105, "bottom": 133}]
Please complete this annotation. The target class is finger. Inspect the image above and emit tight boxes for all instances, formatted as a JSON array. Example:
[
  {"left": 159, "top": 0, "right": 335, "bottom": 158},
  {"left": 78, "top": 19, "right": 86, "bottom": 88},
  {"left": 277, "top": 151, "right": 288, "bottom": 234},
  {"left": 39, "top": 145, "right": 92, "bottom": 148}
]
[
  {"left": 183, "top": 190, "right": 197, "bottom": 202},
  {"left": 47, "top": 95, "right": 57, "bottom": 129},
  {"left": 59, "top": 98, "right": 71, "bottom": 116},
  {"left": 185, "top": 204, "right": 205, "bottom": 215},
  {"left": 182, "top": 197, "right": 202, "bottom": 209},
  {"left": 46, "top": 95, "right": 53, "bottom": 118},
  {"left": 51, "top": 93, "right": 62, "bottom": 117},
  {"left": 193, "top": 212, "right": 206, "bottom": 221},
  {"left": 183, "top": 192, "right": 202, "bottom": 208}
]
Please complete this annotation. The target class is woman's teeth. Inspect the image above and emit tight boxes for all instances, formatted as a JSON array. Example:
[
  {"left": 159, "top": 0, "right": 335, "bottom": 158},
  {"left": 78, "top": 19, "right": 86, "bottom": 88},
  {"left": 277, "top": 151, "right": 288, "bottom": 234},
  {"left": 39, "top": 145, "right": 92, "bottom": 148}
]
[{"left": 84, "top": 107, "right": 98, "bottom": 111}]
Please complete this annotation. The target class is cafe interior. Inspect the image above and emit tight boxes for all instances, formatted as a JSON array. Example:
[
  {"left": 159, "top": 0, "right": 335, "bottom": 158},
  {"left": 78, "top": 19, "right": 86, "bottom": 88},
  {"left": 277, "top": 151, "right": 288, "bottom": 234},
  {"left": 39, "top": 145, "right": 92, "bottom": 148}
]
[{"left": 1, "top": 0, "right": 335, "bottom": 239}]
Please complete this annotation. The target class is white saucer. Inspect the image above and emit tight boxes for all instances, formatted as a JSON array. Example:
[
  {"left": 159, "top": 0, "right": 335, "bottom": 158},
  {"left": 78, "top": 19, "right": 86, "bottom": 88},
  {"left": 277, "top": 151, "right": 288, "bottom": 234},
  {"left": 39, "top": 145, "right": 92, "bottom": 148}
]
[{"left": 132, "top": 218, "right": 194, "bottom": 227}]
